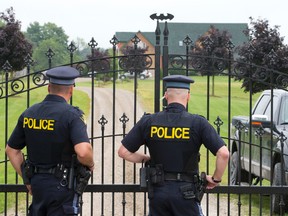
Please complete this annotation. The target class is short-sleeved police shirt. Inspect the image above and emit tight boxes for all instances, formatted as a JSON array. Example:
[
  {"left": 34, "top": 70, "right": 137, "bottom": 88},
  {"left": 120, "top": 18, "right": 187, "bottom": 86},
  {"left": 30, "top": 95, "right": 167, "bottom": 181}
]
[
  {"left": 121, "top": 103, "right": 225, "bottom": 172},
  {"left": 7, "top": 94, "right": 89, "bottom": 167}
]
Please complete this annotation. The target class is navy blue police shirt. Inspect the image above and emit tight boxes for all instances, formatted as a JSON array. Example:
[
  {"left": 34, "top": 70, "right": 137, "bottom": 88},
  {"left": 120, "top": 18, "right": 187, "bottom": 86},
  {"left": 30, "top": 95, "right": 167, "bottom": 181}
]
[
  {"left": 7, "top": 94, "right": 90, "bottom": 168},
  {"left": 121, "top": 103, "right": 225, "bottom": 173}
]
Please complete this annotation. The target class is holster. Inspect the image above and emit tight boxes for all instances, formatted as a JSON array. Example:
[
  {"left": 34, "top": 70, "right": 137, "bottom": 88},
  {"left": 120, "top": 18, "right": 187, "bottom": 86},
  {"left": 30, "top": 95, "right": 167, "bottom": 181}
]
[
  {"left": 139, "top": 163, "right": 164, "bottom": 199},
  {"left": 75, "top": 165, "right": 91, "bottom": 195},
  {"left": 149, "top": 164, "right": 164, "bottom": 184},
  {"left": 21, "top": 159, "right": 34, "bottom": 185},
  {"left": 194, "top": 172, "right": 208, "bottom": 202}
]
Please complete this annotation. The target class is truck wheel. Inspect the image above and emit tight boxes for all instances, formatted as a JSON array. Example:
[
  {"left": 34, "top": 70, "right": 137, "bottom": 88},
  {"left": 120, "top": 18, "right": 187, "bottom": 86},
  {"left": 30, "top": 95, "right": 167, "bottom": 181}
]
[
  {"left": 272, "top": 163, "right": 288, "bottom": 213},
  {"left": 230, "top": 151, "right": 250, "bottom": 185}
]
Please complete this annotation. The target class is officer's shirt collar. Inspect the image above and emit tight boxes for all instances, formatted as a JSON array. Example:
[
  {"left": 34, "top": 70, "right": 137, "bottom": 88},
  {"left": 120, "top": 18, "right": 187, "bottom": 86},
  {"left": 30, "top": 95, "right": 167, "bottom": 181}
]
[
  {"left": 44, "top": 94, "right": 67, "bottom": 103},
  {"left": 165, "top": 103, "right": 186, "bottom": 112}
]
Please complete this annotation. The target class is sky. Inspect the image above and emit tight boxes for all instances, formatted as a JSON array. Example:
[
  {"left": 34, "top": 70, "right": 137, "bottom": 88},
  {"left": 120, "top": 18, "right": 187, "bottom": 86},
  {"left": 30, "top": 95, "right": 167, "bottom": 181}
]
[{"left": 2, "top": 0, "right": 288, "bottom": 48}]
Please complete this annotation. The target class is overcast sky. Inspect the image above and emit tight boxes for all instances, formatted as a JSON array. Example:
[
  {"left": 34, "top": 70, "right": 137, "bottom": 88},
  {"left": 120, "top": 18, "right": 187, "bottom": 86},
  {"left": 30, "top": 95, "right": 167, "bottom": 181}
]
[{"left": 2, "top": 0, "right": 288, "bottom": 48}]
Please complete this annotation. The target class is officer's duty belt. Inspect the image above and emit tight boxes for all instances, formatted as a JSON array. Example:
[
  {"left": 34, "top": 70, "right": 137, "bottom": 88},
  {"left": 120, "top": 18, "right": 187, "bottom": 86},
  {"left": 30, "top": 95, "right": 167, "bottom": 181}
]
[
  {"left": 34, "top": 167, "right": 57, "bottom": 174},
  {"left": 164, "top": 172, "right": 197, "bottom": 183}
]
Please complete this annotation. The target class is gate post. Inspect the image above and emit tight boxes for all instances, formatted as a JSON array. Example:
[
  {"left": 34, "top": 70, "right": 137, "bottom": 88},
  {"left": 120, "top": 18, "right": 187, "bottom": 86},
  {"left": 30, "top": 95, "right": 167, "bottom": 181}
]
[
  {"left": 150, "top": 13, "right": 174, "bottom": 112},
  {"left": 150, "top": 14, "right": 161, "bottom": 112}
]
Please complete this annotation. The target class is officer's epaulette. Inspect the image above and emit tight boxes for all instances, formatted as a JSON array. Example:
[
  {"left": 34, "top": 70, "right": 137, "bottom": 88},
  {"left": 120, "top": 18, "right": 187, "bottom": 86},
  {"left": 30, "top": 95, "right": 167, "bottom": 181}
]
[
  {"left": 198, "top": 114, "right": 206, "bottom": 119},
  {"left": 190, "top": 113, "right": 206, "bottom": 119},
  {"left": 143, "top": 112, "right": 152, "bottom": 116},
  {"left": 72, "top": 106, "right": 84, "bottom": 115},
  {"left": 73, "top": 106, "right": 86, "bottom": 124}
]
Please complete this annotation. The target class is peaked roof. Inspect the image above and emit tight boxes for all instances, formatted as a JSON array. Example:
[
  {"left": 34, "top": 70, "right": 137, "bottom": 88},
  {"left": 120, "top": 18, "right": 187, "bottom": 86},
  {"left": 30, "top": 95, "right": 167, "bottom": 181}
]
[{"left": 116, "top": 22, "right": 248, "bottom": 54}]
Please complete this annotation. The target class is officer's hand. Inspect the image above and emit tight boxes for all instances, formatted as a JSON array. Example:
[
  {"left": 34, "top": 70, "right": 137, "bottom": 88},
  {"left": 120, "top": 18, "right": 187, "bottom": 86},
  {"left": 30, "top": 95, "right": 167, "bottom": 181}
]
[
  {"left": 88, "top": 164, "right": 94, "bottom": 172},
  {"left": 26, "top": 184, "right": 32, "bottom": 195},
  {"left": 143, "top": 154, "right": 150, "bottom": 162},
  {"left": 205, "top": 175, "right": 219, "bottom": 189}
]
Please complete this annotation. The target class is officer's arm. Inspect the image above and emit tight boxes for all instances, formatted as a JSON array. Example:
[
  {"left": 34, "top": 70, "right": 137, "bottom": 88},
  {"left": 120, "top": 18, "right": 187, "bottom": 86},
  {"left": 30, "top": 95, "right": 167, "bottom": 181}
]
[
  {"left": 74, "top": 142, "right": 94, "bottom": 171},
  {"left": 118, "top": 144, "right": 150, "bottom": 163},
  {"left": 5, "top": 145, "right": 24, "bottom": 177},
  {"left": 212, "top": 145, "right": 229, "bottom": 180},
  {"left": 206, "top": 145, "right": 229, "bottom": 189}
]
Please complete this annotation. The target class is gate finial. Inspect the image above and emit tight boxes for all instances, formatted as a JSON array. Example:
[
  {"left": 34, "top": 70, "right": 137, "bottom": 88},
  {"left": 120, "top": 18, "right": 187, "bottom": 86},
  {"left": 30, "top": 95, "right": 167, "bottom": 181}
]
[{"left": 150, "top": 13, "right": 174, "bottom": 21}]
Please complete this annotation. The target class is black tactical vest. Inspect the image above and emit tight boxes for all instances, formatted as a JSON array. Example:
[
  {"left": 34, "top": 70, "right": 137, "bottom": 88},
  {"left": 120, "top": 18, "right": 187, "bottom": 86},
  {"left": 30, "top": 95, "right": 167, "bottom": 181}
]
[{"left": 147, "top": 110, "right": 199, "bottom": 173}]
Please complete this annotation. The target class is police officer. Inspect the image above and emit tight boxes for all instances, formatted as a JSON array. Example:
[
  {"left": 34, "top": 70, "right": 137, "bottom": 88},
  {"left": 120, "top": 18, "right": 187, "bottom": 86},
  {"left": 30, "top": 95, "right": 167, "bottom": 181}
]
[
  {"left": 5, "top": 66, "right": 94, "bottom": 216},
  {"left": 118, "top": 75, "right": 229, "bottom": 216}
]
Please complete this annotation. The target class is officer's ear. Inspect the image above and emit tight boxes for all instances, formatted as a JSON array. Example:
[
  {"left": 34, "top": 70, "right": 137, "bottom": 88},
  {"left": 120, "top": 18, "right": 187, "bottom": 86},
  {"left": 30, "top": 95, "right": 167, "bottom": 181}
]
[
  {"left": 164, "top": 91, "right": 168, "bottom": 100},
  {"left": 187, "top": 90, "right": 191, "bottom": 101},
  {"left": 48, "top": 83, "right": 51, "bottom": 93},
  {"left": 69, "top": 85, "right": 74, "bottom": 95}
]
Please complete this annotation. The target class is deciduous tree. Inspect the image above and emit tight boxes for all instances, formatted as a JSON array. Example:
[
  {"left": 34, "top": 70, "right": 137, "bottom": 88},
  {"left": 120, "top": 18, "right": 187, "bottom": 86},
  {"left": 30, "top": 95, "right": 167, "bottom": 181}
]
[
  {"left": 86, "top": 46, "right": 111, "bottom": 81},
  {"left": 190, "top": 25, "right": 232, "bottom": 95},
  {"left": 25, "top": 22, "right": 70, "bottom": 70},
  {"left": 234, "top": 17, "right": 288, "bottom": 94},
  {"left": 0, "top": 7, "right": 32, "bottom": 72},
  {"left": 120, "top": 43, "right": 149, "bottom": 74}
]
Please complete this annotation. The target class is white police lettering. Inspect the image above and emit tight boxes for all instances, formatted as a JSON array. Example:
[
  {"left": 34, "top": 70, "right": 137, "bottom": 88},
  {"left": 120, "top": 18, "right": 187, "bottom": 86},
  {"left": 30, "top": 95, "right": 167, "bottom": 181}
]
[
  {"left": 23, "top": 117, "right": 55, "bottom": 131},
  {"left": 150, "top": 126, "right": 190, "bottom": 139}
]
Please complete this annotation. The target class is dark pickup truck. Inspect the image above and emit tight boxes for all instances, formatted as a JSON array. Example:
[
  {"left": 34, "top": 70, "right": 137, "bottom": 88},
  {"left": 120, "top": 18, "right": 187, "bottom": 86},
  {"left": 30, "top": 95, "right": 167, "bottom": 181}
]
[{"left": 230, "top": 89, "right": 288, "bottom": 213}]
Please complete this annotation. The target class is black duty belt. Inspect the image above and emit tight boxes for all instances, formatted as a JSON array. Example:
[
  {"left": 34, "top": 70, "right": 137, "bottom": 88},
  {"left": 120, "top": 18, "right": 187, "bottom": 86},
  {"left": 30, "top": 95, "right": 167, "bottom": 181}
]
[
  {"left": 34, "top": 167, "right": 57, "bottom": 174},
  {"left": 164, "top": 172, "right": 198, "bottom": 183}
]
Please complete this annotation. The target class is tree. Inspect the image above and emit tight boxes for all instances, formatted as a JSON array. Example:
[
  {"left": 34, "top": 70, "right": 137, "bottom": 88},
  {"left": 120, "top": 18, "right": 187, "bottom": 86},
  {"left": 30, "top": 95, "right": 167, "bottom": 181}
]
[
  {"left": 190, "top": 25, "right": 232, "bottom": 95},
  {"left": 233, "top": 17, "right": 288, "bottom": 94},
  {"left": 25, "top": 22, "right": 91, "bottom": 71},
  {"left": 86, "top": 47, "right": 111, "bottom": 81},
  {"left": 72, "top": 37, "right": 91, "bottom": 60},
  {"left": 24, "top": 21, "right": 42, "bottom": 46},
  {"left": 25, "top": 21, "right": 69, "bottom": 47},
  {"left": 0, "top": 7, "right": 32, "bottom": 72},
  {"left": 25, "top": 22, "right": 72, "bottom": 70},
  {"left": 32, "top": 38, "right": 70, "bottom": 71},
  {"left": 120, "top": 44, "right": 149, "bottom": 74},
  {"left": 190, "top": 25, "right": 232, "bottom": 74}
]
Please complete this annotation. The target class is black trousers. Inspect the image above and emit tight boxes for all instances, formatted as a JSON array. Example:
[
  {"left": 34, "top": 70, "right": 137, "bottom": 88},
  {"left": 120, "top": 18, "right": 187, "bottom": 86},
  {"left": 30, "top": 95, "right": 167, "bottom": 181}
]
[
  {"left": 148, "top": 181, "right": 204, "bottom": 216},
  {"left": 29, "top": 174, "right": 79, "bottom": 216}
]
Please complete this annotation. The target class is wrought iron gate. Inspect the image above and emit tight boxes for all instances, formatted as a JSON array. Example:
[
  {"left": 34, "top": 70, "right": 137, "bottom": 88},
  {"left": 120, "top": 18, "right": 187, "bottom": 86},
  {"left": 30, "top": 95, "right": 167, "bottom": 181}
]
[{"left": 1, "top": 13, "right": 288, "bottom": 216}]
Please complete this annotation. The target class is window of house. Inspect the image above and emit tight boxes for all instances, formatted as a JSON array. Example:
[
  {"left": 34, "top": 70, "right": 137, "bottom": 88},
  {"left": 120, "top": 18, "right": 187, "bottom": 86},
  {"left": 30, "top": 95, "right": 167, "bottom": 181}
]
[{"left": 138, "top": 41, "right": 146, "bottom": 49}]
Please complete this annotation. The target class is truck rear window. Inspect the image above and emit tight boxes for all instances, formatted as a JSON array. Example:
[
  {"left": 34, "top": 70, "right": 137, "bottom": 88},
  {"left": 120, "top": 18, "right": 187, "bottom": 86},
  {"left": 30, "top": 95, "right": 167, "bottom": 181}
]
[
  {"left": 253, "top": 94, "right": 279, "bottom": 121},
  {"left": 279, "top": 96, "right": 288, "bottom": 125}
]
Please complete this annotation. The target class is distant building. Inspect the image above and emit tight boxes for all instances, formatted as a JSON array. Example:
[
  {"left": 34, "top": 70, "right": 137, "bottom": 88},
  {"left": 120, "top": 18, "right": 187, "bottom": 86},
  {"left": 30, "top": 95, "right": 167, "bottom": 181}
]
[{"left": 115, "top": 22, "right": 248, "bottom": 73}]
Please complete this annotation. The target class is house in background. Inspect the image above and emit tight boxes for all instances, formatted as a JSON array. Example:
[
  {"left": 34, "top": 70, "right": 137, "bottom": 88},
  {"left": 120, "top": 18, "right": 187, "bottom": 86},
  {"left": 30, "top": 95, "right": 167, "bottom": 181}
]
[{"left": 115, "top": 22, "right": 248, "bottom": 75}]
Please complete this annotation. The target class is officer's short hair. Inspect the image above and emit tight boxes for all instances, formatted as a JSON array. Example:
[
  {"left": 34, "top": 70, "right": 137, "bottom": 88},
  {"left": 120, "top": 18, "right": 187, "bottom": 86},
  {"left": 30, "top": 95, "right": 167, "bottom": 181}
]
[
  {"left": 46, "top": 66, "right": 80, "bottom": 85},
  {"left": 163, "top": 75, "right": 194, "bottom": 90}
]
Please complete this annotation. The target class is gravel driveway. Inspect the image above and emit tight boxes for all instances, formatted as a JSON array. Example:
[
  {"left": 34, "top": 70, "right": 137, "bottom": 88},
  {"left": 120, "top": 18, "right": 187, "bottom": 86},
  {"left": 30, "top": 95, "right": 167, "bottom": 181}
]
[{"left": 76, "top": 85, "right": 237, "bottom": 216}]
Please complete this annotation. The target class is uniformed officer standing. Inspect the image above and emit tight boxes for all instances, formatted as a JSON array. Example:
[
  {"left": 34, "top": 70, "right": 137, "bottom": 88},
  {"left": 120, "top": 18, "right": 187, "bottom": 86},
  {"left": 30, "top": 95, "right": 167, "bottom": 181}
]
[
  {"left": 118, "top": 75, "right": 229, "bottom": 216},
  {"left": 6, "top": 66, "right": 94, "bottom": 216}
]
